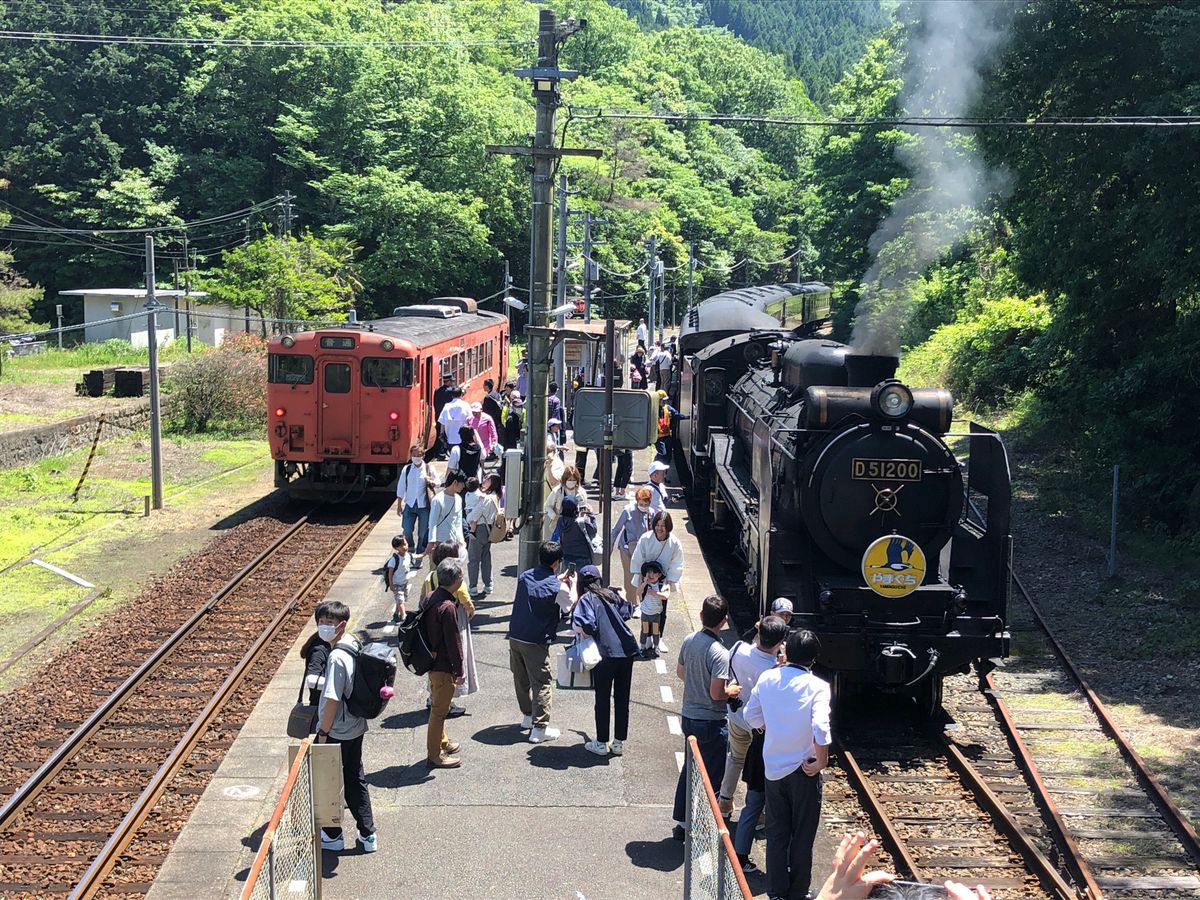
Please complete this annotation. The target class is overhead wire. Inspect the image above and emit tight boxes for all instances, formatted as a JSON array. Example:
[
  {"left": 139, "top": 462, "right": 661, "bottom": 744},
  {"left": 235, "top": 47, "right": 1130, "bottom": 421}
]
[
  {"left": 0, "top": 29, "right": 532, "bottom": 49},
  {"left": 567, "top": 107, "right": 1200, "bottom": 129}
]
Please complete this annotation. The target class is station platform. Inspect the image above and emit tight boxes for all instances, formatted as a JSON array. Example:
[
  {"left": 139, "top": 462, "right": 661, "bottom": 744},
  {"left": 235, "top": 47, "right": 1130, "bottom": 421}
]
[{"left": 148, "top": 472, "right": 834, "bottom": 899}]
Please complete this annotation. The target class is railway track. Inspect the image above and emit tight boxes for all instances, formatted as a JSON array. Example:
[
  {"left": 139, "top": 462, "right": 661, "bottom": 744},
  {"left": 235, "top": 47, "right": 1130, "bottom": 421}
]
[
  {"left": 0, "top": 512, "right": 376, "bottom": 898},
  {"left": 828, "top": 709, "right": 1072, "bottom": 900},
  {"left": 965, "top": 572, "right": 1200, "bottom": 899}
]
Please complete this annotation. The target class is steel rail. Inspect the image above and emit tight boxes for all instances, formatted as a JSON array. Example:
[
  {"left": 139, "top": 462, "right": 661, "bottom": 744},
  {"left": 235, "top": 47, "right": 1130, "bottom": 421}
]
[
  {"left": 73, "top": 514, "right": 374, "bottom": 897},
  {"left": 1011, "top": 570, "right": 1200, "bottom": 871},
  {"left": 0, "top": 516, "right": 310, "bottom": 832},
  {"left": 941, "top": 736, "right": 1077, "bottom": 900},
  {"left": 832, "top": 739, "right": 925, "bottom": 881},
  {"left": 982, "top": 671, "right": 1105, "bottom": 900}
]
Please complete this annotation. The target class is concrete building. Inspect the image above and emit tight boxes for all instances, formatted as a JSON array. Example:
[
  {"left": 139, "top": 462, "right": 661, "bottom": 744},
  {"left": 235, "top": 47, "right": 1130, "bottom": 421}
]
[{"left": 58, "top": 288, "right": 269, "bottom": 347}]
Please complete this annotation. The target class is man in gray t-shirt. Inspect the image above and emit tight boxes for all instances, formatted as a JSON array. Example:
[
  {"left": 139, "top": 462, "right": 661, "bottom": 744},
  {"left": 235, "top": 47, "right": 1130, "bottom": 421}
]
[
  {"left": 671, "top": 595, "right": 734, "bottom": 837},
  {"left": 313, "top": 602, "right": 376, "bottom": 854}
]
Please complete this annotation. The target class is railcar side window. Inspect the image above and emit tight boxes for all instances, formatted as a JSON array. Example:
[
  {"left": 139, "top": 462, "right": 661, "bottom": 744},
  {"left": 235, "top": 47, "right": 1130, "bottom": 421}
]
[
  {"left": 362, "top": 357, "right": 414, "bottom": 388},
  {"left": 323, "top": 363, "right": 351, "bottom": 393},
  {"left": 268, "top": 353, "right": 314, "bottom": 385}
]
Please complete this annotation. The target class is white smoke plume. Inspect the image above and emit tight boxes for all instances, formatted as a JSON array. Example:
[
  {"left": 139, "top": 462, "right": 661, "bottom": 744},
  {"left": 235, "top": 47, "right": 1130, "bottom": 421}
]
[{"left": 851, "top": 1, "right": 1014, "bottom": 355}]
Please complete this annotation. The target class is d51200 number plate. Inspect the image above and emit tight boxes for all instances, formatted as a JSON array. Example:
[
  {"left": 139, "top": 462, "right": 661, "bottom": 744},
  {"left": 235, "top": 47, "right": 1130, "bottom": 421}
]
[{"left": 851, "top": 458, "right": 922, "bottom": 482}]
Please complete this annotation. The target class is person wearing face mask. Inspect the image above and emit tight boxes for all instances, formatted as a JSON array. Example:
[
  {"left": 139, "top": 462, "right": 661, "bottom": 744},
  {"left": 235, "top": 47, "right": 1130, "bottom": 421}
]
[
  {"left": 630, "top": 510, "right": 685, "bottom": 655},
  {"left": 397, "top": 444, "right": 434, "bottom": 562},
  {"left": 313, "top": 600, "right": 377, "bottom": 854},
  {"left": 610, "top": 486, "right": 655, "bottom": 602},
  {"left": 542, "top": 465, "right": 589, "bottom": 540}
]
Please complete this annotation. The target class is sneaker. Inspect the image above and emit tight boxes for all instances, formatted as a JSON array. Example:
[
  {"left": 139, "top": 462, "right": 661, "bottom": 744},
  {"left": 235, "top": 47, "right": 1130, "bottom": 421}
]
[
  {"left": 359, "top": 833, "right": 378, "bottom": 854},
  {"left": 528, "top": 726, "right": 560, "bottom": 744},
  {"left": 736, "top": 854, "right": 760, "bottom": 875},
  {"left": 483, "top": 585, "right": 493, "bottom": 595},
  {"left": 584, "top": 739, "right": 609, "bottom": 756},
  {"left": 443, "top": 741, "right": 461, "bottom": 755},
  {"left": 427, "top": 753, "right": 461, "bottom": 769},
  {"left": 519, "top": 714, "right": 533, "bottom": 730},
  {"left": 469, "top": 585, "right": 481, "bottom": 596},
  {"left": 320, "top": 830, "right": 344, "bottom": 852},
  {"left": 389, "top": 611, "right": 403, "bottom": 625},
  {"left": 447, "top": 703, "right": 467, "bottom": 719},
  {"left": 610, "top": 739, "right": 624, "bottom": 756},
  {"left": 658, "top": 639, "right": 669, "bottom": 654}
]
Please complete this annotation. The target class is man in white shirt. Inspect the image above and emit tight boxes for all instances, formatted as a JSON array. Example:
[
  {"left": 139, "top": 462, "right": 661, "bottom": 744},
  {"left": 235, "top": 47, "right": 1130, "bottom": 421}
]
[
  {"left": 396, "top": 444, "right": 434, "bottom": 557},
  {"left": 437, "top": 387, "right": 472, "bottom": 448},
  {"left": 646, "top": 460, "right": 670, "bottom": 511},
  {"left": 718, "top": 615, "right": 789, "bottom": 816},
  {"left": 636, "top": 318, "right": 648, "bottom": 346},
  {"left": 743, "top": 629, "right": 831, "bottom": 900}
]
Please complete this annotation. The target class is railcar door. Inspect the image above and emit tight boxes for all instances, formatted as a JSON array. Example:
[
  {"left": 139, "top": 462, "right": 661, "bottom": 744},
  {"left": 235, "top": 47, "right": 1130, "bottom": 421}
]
[{"left": 318, "top": 359, "right": 357, "bottom": 457}]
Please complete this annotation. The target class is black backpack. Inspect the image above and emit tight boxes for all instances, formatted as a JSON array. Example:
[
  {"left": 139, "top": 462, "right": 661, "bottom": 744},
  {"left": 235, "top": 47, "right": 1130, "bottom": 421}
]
[
  {"left": 342, "top": 640, "right": 398, "bottom": 719},
  {"left": 397, "top": 607, "right": 438, "bottom": 676}
]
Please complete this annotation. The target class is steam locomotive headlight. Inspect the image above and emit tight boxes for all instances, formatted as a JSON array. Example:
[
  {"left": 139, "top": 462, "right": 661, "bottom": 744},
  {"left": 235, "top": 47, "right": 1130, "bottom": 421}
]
[
  {"left": 274, "top": 407, "right": 286, "bottom": 418},
  {"left": 388, "top": 411, "right": 399, "bottom": 421},
  {"left": 281, "top": 336, "right": 295, "bottom": 349},
  {"left": 380, "top": 339, "right": 394, "bottom": 351},
  {"left": 872, "top": 381, "right": 913, "bottom": 419}
]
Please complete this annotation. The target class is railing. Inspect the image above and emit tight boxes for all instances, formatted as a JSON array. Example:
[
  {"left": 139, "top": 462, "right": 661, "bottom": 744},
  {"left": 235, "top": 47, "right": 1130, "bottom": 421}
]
[
  {"left": 684, "top": 735, "right": 753, "bottom": 900},
  {"left": 242, "top": 739, "right": 321, "bottom": 900}
]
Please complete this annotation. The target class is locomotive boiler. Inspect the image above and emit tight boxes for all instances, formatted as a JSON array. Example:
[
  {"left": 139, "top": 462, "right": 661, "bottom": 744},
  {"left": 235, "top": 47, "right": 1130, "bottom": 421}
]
[{"left": 688, "top": 332, "right": 1011, "bottom": 713}]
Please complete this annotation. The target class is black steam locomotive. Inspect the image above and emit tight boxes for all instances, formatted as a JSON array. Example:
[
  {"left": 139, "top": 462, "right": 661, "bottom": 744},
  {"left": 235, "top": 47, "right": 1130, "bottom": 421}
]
[{"left": 678, "top": 285, "right": 1010, "bottom": 714}]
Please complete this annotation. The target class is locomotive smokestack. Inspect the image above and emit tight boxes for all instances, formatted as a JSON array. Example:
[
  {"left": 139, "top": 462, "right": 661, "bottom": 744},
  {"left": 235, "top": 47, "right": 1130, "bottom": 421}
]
[{"left": 844, "top": 353, "right": 899, "bottom": 388}]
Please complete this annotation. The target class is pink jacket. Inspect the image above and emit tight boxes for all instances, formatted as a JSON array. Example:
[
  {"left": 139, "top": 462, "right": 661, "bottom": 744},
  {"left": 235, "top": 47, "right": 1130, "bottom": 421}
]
[{"left": 468, "top": 412, "right": 498, "bottom": 455}]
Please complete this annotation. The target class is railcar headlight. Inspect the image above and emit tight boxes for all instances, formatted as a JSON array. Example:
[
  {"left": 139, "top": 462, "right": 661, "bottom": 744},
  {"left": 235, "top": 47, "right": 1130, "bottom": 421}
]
[
  {"left": 281, "top": 336, "right": 295, "bottom": 349},
  {"left": 872, "top": 380, "right": 913, "bottom": 419},
  {"left": 380, "top": 339, "right": 394, "bottom": 351}
]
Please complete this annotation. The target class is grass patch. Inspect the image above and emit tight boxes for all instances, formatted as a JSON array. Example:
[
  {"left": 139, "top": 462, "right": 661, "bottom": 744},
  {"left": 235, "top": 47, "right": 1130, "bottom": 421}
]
[
  {"left": 0, "top": 434, "right": 270, "bottom": 570},
  {"left": 0, "top": 338, "right": 206, "bottom": 389}
]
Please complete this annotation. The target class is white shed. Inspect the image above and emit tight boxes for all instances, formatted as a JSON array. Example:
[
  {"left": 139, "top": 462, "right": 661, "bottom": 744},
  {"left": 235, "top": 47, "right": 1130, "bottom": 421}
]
[{"left": 58, "top": 289, "right": 269, "bottom": 347}]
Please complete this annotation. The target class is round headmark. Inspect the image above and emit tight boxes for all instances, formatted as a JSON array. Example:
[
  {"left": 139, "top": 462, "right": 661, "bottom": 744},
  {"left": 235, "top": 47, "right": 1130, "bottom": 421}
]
[{"left": 861, "top": 534, "right": 927, "bottom": 598}]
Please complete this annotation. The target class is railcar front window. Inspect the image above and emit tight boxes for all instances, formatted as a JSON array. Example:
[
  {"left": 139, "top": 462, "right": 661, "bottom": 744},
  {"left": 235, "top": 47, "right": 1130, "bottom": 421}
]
[
  {"left": 324, "top": 363, "right": 351, "bottom": 393},
  {"left": 268, "top": 353, "right": 314, "bottom": 384},
  {"left": 362, "top": 357, "right": 414, "bottom": 388}
]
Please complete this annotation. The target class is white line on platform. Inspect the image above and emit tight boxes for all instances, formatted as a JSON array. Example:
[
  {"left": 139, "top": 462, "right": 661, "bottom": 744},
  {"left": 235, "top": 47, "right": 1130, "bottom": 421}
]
[
  {"left": 654, "top": 658, "right": 667, "bottom": 675},
  {"left": 667, "top": 715, "right": 682, "bottom": 736},
  {"left": 660, "top": 685, "right": 674, "bottom": 703},
  {"left": 31, "top": 558, "right": 94, "bottom": 588},
  {"left": 675, "top": 751, "right": 685, "bottom": 772}
]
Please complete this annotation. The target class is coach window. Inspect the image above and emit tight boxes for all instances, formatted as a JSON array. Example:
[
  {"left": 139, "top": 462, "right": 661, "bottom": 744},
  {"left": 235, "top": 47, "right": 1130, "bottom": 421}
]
[
  {"left": 456, "top": 353, "right": 465, "bottom": 384},
  {"left": 362, "top": 357, "right": 414, "bottom": 388},
  {"left": 324, "top": 362, "right": 351, "bottom": 393},
  {"left": 268, "top": 354, "right": 314, "bottom": 385}
]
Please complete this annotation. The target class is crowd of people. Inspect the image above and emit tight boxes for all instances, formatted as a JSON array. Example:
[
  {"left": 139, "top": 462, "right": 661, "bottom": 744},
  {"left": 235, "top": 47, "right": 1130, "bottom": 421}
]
[{"left": 301, "top": 353, "right": 994, "bottom": 900}]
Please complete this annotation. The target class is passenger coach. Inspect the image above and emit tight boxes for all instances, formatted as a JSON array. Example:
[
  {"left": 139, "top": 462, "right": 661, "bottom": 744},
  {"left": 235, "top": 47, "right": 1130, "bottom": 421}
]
[{"left": 267, "top": 297, "right": 508, "bottom": 498}]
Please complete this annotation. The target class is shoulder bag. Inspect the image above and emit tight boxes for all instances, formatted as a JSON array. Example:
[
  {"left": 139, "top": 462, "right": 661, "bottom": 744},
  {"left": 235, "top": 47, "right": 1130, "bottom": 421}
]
[
  {"left": 488, "top": 498, "right": 508, "bottom": 543},
  {"left": 286, "top": 671, "right": 319, "bottom": 739}
]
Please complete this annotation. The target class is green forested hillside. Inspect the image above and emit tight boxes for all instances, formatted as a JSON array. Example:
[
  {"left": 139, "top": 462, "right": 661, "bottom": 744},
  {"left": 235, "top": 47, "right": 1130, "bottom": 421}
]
[
  {"left": 610, "top": 0, "right": 890, "bottom": 105},
  {"left": 0, "top": 0, "right": 815, "bottom": 323}
]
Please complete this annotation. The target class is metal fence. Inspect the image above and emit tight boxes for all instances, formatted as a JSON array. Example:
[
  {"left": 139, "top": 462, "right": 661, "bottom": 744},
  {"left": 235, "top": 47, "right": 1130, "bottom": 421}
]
[
  {"left": 684, "top": 735, "right": 753, "bottom": 900},
  {"left": 242, "top": 739, "right": 321, "bottom": 900}
]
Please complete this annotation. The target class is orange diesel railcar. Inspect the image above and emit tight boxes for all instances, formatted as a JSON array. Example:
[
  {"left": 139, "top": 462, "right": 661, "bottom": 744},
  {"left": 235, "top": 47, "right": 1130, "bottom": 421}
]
[{"left": 267, "top": 298, "right": 508, "bottom": 498}]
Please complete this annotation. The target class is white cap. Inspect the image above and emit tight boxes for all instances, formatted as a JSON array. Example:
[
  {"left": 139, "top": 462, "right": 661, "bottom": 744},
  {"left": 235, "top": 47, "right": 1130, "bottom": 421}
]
[
  {"left": 548, "top": 417, "right": 562, "bottom": 427},
  {"left": 770, "top": 598, "right": 794, "bottom": 615},
  {"left": 470, "top": 402, "right": 482, "bottom": 412},
  {"left": 647, "top": 460, "right": 670, "bottom": 475}
]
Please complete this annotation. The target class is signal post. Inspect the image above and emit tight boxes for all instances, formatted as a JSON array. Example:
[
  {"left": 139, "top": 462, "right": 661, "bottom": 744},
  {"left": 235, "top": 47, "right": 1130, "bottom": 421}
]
[{"left": 487, "top": 9, "right": 600, "bottom": 572}]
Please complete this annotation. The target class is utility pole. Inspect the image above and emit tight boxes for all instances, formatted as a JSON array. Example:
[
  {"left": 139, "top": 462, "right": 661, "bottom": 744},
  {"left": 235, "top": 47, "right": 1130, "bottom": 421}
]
[
  {"left": 487, "top": 9, "right": 597, "bottom": 573},
  {"left": 582, "top": 211, "right": 594, "bottom": 326},
  {"left": 687, "top": 242, "right": 695, "bottom": 312},
  {"left": 503, "top": 258, "right": 512, "bottom": 337},
  {"left": 646, "top": 235, "right": 656, "bottom": 346},
  {"left": 600, "top": 317, "right": 615, "bottom": 585},
  {"left": 554, "top": 173, "right": 570, "bottom": 391},
  {"left": 144, "top": 235, "right": 165, "bottom": 511},
  {"left": 183, "top": 235, "right": 193, "bottom": 353},
  {"left": 282, "top": 190, "right": 293, "bottom": 236},
  {"left": 56, "top": 304, "right": 63, "bottom": 349},
  {"left": 656, "top": 258, "right": 665, "bottom": 342}
]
